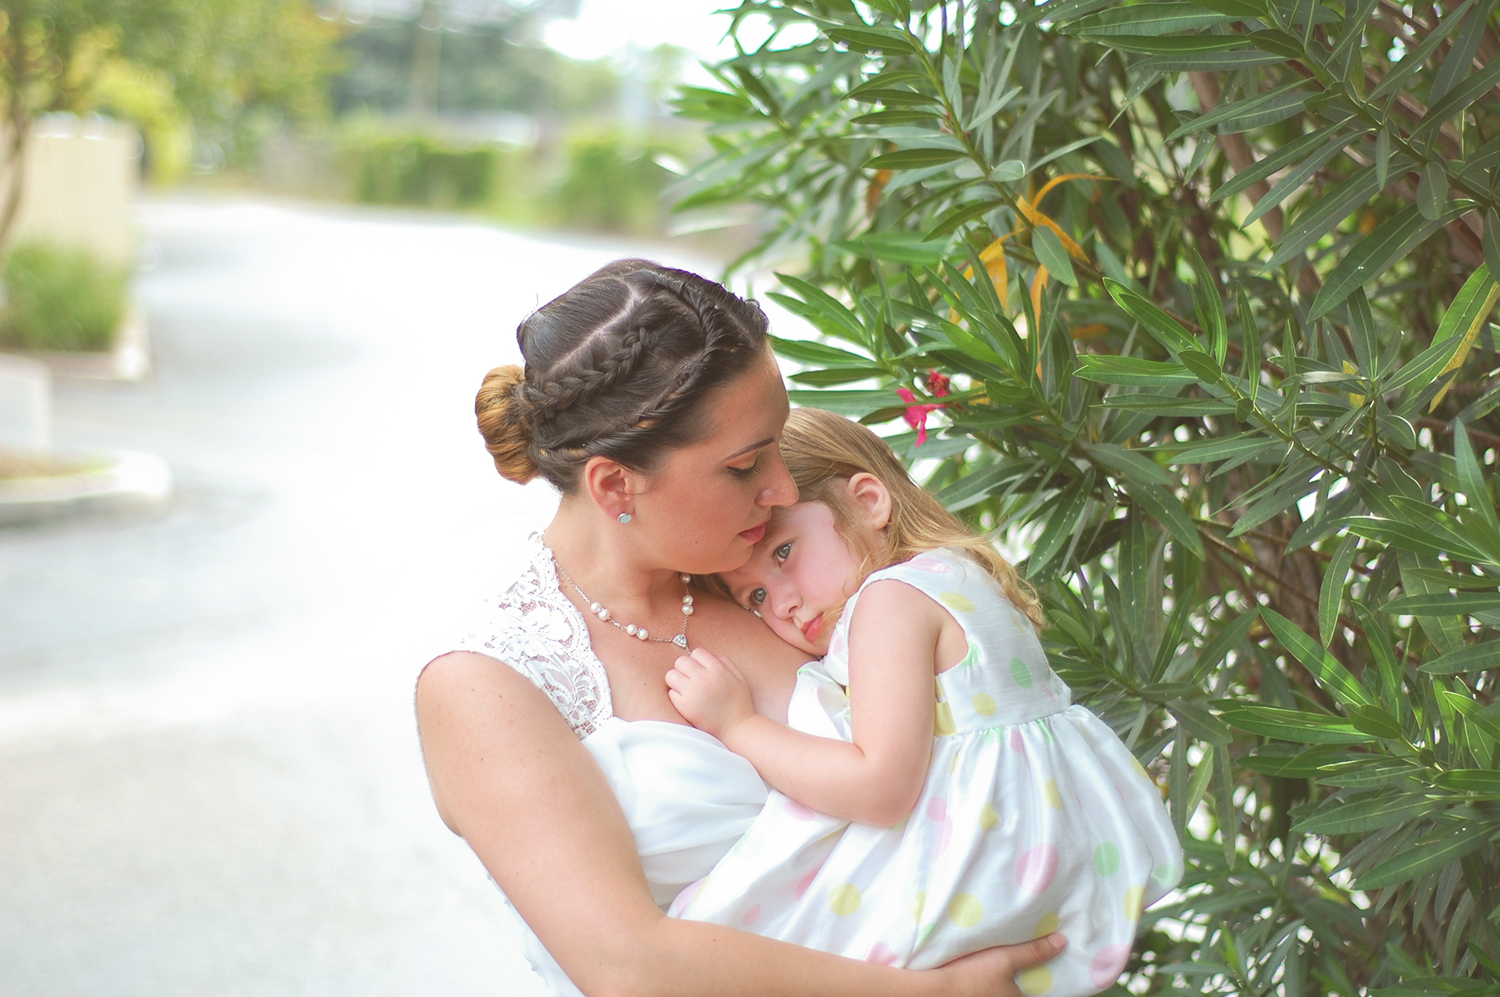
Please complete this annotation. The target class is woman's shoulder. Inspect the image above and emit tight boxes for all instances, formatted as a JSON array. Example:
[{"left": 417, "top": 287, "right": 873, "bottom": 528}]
[{"left": 422, "top": 536, "right": 612, "bottom": 738}]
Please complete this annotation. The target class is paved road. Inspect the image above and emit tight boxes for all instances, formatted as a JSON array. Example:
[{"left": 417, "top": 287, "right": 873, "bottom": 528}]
[{"left": 0, "top": 196, "right": 735, "bottom": 995}]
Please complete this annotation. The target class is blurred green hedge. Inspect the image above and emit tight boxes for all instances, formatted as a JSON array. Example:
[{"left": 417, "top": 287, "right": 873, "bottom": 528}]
[
  {"left": 0, "top": 242, "right": 128, "bottom": 352},
  {"left": 342, "top": 132, "right": 499, "bottom": 208}
]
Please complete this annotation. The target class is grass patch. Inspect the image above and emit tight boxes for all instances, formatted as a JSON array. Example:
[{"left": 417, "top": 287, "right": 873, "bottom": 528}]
[{"left": 0, "top": 241, "right": 129, "bottom": 351}]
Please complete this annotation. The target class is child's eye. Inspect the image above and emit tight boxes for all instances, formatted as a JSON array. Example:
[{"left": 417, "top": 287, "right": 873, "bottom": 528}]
[
  {"left": 748, "top": 587, "right": 767, "bottom": 607},
  {"left": 773, "top": 542, "right": 792, "bottom": 562}
]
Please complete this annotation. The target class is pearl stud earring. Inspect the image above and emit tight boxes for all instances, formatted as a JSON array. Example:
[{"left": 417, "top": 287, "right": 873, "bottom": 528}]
[{"left": 618, "top": 512, "right": 633, "bottom": 524}]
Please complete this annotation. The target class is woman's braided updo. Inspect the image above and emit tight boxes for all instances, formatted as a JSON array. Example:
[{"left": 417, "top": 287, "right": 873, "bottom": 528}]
[{"left": 475, "top": 259, "right": 771, "bottom": 492}]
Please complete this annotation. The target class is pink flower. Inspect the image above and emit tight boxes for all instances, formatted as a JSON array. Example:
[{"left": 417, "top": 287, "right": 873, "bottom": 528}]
[
  {"left": 925, "top": 369, "right": 950, "bottom": 397},
  {"left": 896, "top": 387, "right": 944, "bottom": 447}
]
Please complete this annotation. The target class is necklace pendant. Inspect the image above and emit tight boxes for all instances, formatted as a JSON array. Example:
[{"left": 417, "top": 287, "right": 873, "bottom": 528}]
[{"left": 672, "top": 634, "right": 689, "bottom": 649}]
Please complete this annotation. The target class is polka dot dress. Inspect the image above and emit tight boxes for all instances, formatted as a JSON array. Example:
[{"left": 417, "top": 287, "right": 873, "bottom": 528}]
[{"left": 671, "top": 549, "right": 1182, "bottom": 994}]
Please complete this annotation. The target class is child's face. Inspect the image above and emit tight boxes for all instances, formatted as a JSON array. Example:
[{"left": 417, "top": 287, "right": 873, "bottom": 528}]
[{"left": 718, "top": 500, "right": 862, "bottom": 656}]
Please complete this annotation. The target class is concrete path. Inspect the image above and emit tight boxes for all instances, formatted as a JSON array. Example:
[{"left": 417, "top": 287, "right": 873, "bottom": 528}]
[{"left": 0, "top": 196, "right": 735, "bottom": 995}]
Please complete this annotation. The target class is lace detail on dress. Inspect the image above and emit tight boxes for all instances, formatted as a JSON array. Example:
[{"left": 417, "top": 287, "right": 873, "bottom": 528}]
[{"left": 438, "top": 539, "right": 613, "bottom": 739}]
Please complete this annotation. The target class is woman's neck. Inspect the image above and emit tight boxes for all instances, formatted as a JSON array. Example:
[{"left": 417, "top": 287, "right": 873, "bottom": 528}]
[{"left": 543, "top": 501, "right": 688, "bottom": 622}]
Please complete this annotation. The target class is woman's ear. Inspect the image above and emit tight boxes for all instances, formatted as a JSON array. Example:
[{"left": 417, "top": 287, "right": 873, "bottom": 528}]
[
  {"left": 846, "top": 472, "right": 892, "bottom": 532},
  {"left": 581, "top": 456, "right": 636, "bottom": 522}
]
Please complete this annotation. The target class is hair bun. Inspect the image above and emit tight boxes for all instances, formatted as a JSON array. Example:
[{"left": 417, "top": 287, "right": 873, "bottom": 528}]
[{"left": 476, "top": 364, "right": 539, "bottom": 483}]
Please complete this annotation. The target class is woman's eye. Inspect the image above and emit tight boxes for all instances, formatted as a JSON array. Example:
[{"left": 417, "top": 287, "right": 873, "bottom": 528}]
[
  {"left": 728, "top": 455, "right": 761, "bottom": 478},
  {"left": 774, "top": 542, "right": 792, "bottom": 562}
]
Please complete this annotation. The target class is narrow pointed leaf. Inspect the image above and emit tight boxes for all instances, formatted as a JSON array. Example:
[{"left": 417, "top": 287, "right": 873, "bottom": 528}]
[
  {"left": 1309, "top": 204, "right": 1467, "bottom": 320},
  {"left": 1355, "top": 822, "right": 1492, "bottom": 889},
  {"left": 1319, "top": 533, "right": 1359, "bottom": 646},
  {"left": 1263, "top": 608, "right": 1375, "bottom": 709}
]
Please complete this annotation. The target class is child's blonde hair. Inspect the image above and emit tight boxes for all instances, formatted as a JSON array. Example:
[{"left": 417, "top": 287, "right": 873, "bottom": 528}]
[{"left": 781, "top": 408, "right": 1044, "bottom": 629}]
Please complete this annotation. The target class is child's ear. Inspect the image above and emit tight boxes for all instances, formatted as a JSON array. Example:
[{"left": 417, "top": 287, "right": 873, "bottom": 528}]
[{"left": 846, "top": 472, "right": 892, "bottom": 531}]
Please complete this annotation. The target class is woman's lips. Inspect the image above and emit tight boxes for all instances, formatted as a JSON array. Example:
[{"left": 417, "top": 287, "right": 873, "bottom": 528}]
[{"left": 740, "top": 521, "right": 768, "bottom": 544}]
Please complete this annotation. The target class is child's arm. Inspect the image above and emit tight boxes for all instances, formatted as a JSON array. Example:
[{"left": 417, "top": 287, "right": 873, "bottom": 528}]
[{"left": 667, "top": 580, "right": 939, "bottom": 826}]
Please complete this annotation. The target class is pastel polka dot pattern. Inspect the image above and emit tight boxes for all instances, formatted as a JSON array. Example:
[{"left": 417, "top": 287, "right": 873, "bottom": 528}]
[
  {"left": 741, "top": 904, "right": 761, "bottom": 926},
  {"left": 829, "top": 629, "right": 847, "bottom": 657},
  {"left": 1093, "top": 842, "right": 1121, "bottom": 876},
  {"left": 911, "top": 891, "right": 927, "bottom": 923},
  {"left": 829, "top": 883, "right": 862, "bottom": 916},
  {"left": 940, "top": 592, "right": 975, "bottom": 613},
  {"left": 786, "top": 799, "right": 816, "bottom": 820},
  {"left": 1010, "top": 656, "right": 1034, "bottom": 688},
  {"left": 1018, "top": 966, "right": 1055, "bottom": 995},
  {"left": 1043, "top": 779, "right": 1063, "bottom": 809},
  {"left": 978, "top": 802, "right": 999, "bottom": 831},
  {"left": 935, "top": 701, "right": 957, "bottom": 736},
  {"left": 1089, "top": 944, "right": 1132, "bottom": 988},
  {"left": 1130, "top": 755, "right": 1150, "bottom": 780},
  {"left": 1009, "top": 729, "right": 1026, "bottom": 752},
  {"left": 927, "top": 797, "right": 948, "bottom": 822},
  {"left": 1153, "top": 862, "right": 1179, "bottom": 886},
  {"left": 1034, "top": 911, "right": 1060, "bottom": 937},
  {"left": 795, "top": 866, "right": 819, "bottom": 900},
  {"left": 948, "top": 894, "right": 984, "bottom": 927},
  {"left": 866, "top": 942, "right": 899, "bottom": 965},
  {"left": 972, "top": 692, "right": 997, "bottom": 716},
  {"left": 1017, "top": 843, "right": 1060, "bottom": 894},
  {"left": 1123, "top": 885, "right": 1145, "bottom": 920}
]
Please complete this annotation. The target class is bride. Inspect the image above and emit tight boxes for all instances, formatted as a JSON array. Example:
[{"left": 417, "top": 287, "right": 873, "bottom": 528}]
[{"left": 416, "top": 259, "right": 1062, "bottom": 997}]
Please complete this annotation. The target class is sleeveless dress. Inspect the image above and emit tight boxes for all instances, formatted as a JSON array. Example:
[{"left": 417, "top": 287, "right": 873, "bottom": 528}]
[
  {"left": 428, "top": 537, "right": 770, "bottom": 996},
  {"left": 671, "top": 548, "right": 1182, "bottom": 997}
]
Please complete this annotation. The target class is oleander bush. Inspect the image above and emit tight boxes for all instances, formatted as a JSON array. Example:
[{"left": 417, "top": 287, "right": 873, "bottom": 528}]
[
  {"left": 0, "top": 242, "right": 128, "bottom": 352},
  {"left": 676, "top": 2, "right": 1500, "bottom": 994}
]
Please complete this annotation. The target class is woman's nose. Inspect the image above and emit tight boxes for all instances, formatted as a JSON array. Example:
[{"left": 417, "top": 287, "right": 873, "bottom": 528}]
[{"left": 758, "top": 446, "right": 798, "bottom": 508}]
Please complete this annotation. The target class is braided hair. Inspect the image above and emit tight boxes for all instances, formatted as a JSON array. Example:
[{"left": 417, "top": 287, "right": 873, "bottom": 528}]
[{"left": 475, "top": 259, "right": 771, "bottom": 492}]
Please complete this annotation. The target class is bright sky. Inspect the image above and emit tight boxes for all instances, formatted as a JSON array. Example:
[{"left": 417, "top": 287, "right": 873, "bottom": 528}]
[{"left": 541, "top": 1, "right": 741, "bottom": 63}]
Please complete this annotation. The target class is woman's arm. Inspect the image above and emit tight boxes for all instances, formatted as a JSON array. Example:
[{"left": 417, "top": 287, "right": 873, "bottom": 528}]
[
  {"left": 418, "top": 650, "right": 1056, "bottom": 997},
  {"left": 667, "top": 579, "right": 939, "bottom": 826}
]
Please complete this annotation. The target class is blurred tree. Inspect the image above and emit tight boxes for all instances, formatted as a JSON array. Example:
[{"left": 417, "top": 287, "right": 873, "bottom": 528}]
[{"left": 0, "top": 0, "right": 340, "bottom": 245}]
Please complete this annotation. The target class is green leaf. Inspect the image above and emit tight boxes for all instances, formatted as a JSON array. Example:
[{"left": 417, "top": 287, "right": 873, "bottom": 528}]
[
  {"left": 1028, "top": 470, "right": 1096, "bottom": 571},
  {"left": 788, "top": 367, "right": 888, "bottom": 386},
  {"left": 1412, "top": 59, "right": 1500, "bottom": 142},
  {"left": 1189, "top": 248, "right": 1227, "bottom": 363},
  {"left": 834, "top": 232, "right": 953, "bottom": 265},
  {"left": 771, "top": 274, "right": 866, "bottom": 343},
  {"left": 1262, "top": 608, "right": 1375, "bottom": 709},
  {"left": 1418, "top": 162, "right": 1449, "bottom": 221},
  {"left": 1243, "top": 128, "right": 1360, "bottom": 227},
  {"left": 1267, "top": 164, "right": 1390, "bottom": 269},
  {"left": 1211, "top": 122, "right": 1342, "bottom": 205},
  {"left": 1075, "top": 355, "right": 1198, "bottom": 387},
  {"left": 1084, "top": 33, "right": 1252, "bottom": 53},
  {"left": 934, "top": 460, "right": 1030, "bottom": 513},
  {"left": 1439, "top": 690, "right": 1500, "bottom": 744},
  {"left": 990, "top": 159, "right": 1026, "bottom": 182},
  {"left": 1067, "top": 3, "right": 1233, "bottom": 36},
  {"left": 1384, "top": 593, "right": 1500, "bottom": 616},
  {"left": 1246, "top": 28, "right": 1305, "bottom": 59},
  {"left": 1319, "top": 533, "right": 1359, "bottom": 646},
  {"left": 1309, "top": 204, "right": 1468, "bottom": 320},
  {"left": 1356, "top": 822, "right": 1492, "bottom": 890},
  {"left": 1177, "top": 349, "right": 1224, "bottom": 384},
  {"left": 1216, "top": 703, "right": 1376, "bottom": 743},
  {"left": 1104, "top": 279, "right": 1197, "bottom": 355},
  {"left": 1083, "top": 442, "right": 1174, "bottom": 486},
  {"left": 786, "top": 389, "right": 898, "bottom": 417},
  {"left": 1166, "top": 79, "right": 1311, "bottom": 142},
  {"left": 1190, "top": 608, "right": 1260, "bottom": 683},
  {"left": 1434, "top": 770, "right": 1500, "bottom": 795},
  {"left": 1453, "top": 418, "right": 1500, "bottom": 542},
  {"left": 1340, "top": 517, "right": 1483, "bottom": 561},
  {"left": 1125, "top": 481, "right": 1206, "bottom": 558},
  {"left": 1135, "top": 49, "right": 1284, "bottom": 73},
  {"left": 1167, "top": 432, "right": 1277, "bottom": 465},
  {"left": 1432, "top": 263, "right": 1500, "bottom": 347},
  {"left": 1368, "top": 0, "right": 1479, "bottom": 100},
  {"left": 1419, "top": 641, "right": 1500, "bottom": 675},
  {"left": 1032, "top": 226, "right": 1077, "bottom": 287},
  {"left": 865, "top": 148, "right": 968, "bottom": 170},
  {"left": 1169, "top": 698, "right": 1233, "bottom": 745},
  {"left": 1292, "top": 793, "right": 1430, "bottom": 835},
  {"left": 828, "top": 26, "right": 920, "bottom": 54},
  {"left": 1483, "top": 210, "right": 1500, "bottom": 285},
  {"left": 769, "top": 336, "right": 872, "bottom": 367}
]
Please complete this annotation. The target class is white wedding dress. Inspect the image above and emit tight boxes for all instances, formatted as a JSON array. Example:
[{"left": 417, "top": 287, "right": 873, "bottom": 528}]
[{"left": 428, "top": 537, "right": 769, "bottom": 995}]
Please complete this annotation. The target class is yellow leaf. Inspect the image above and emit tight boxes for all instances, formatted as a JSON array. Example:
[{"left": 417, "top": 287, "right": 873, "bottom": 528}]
[
  {"left": 1016, "top": 197, "right": 1087, "bottom": 260},
  {"left": 1031, "top": 265, "right": 1050, "bottom": 325},
  {"left": 1032, "top": 173, "right": 1108, "bottom": 208},
  {"left": 1343, "top": 360, "right": 1366, "bottom": 409},
  {"left": 959, "top": 234, "right": 1012, "bottom": 312},
  {"left": 1430, "top": 280, "right": 1500, "bottom": 410},
  {"left": 1071, "top": 322, "right": 1110, "bottom": 340}
]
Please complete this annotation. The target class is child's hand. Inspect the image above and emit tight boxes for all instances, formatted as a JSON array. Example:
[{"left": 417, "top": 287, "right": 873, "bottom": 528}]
[{"left": 666, "top": 647, "right": 757, "bottom": 739}]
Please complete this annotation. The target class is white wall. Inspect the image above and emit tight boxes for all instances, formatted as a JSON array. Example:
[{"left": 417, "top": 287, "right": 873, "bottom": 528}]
[{"left": 1, "top": 116, "right": 139, "bottom": 266}]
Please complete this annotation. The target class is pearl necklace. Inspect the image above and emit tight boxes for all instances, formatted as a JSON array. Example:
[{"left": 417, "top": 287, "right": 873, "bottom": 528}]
[{"left": 551, "top": 553, "right": 693, "bottom": 649}]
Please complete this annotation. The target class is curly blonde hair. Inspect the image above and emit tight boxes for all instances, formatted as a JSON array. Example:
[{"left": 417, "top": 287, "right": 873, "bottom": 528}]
[{"left": 779, "top": 408, "right": 1044, "bottom": 629}]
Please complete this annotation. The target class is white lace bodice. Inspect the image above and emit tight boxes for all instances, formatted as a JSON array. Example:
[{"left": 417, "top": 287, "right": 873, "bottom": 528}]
[{"left": 439, "top": 537, "right": 612, "bottom": 738}]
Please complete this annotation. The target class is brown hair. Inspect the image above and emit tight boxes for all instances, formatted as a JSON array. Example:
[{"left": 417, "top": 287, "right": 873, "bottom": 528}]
[
  {"left": 781, "top": 408, "right": 1044, "bottom": 629},
  {"left": 475, "top": 260, "right": 771, "bottom": 492}
]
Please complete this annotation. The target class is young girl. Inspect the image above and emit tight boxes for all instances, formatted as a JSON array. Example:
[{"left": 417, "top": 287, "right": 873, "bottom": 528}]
[{"left": 665, "top": 408, "right": 1181, "bottom": 996}]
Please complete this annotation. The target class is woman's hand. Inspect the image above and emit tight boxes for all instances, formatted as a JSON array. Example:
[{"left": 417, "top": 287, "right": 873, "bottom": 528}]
[
  {"left": 666, "top": 647, "right": 758, "bottom": 739},
  {"left": 936, "top": 934, "right": 1067, "bottom": 997}
]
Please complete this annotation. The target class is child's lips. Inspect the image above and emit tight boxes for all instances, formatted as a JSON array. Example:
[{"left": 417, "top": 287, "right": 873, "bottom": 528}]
[
  {"left": 740, "top": 520, "right": 769, "bottom": 543},
  {"left": 801, "top": 615, "right": 823, "bottom": 645}
]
